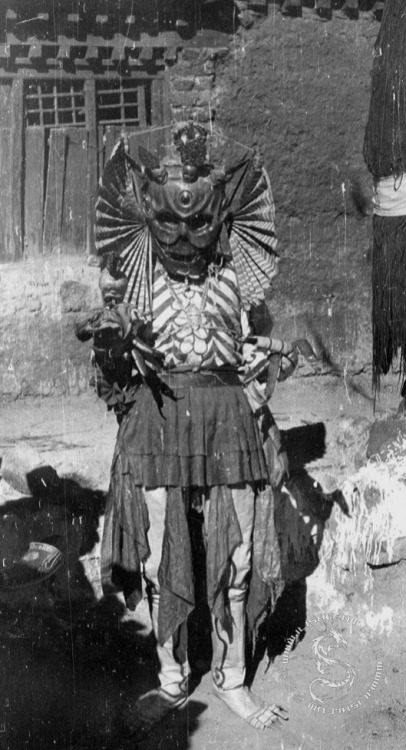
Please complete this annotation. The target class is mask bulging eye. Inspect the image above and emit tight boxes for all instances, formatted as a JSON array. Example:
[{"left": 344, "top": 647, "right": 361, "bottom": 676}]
[
  {"left": 188, "top": 215, "right": 211, "bottom": 231},
  {"left": 156, "top": 212, "right": 179, "bottom": 227}
]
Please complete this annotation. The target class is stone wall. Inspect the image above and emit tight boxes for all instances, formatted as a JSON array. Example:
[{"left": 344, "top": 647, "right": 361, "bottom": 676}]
[
  {"left": 0, "top": 257, "right": 100, "bottom": 398},
  {"left": 168, "top": 46, "right": 229, "bottom": 124}
]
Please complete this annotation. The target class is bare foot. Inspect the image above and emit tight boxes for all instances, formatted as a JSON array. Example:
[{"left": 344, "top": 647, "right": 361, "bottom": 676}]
[{"left": 213, "top": 684, "right": 288, "bottom": 729}]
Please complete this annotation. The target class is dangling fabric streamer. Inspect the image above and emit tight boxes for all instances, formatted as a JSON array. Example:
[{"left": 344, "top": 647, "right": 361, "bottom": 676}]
[{"left": 364, "top": 0, "right": 406, "bottom": 390}]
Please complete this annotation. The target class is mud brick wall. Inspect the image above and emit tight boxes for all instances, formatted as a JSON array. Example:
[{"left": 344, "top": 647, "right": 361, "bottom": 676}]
[{"left": 216, "top": 13, "right": 379, "bottom": 375}]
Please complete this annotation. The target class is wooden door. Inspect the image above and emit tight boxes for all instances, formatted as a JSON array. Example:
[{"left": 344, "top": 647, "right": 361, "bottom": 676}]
[
  {"left": 24, "top": 79, "right": 89, "bottom": 256},
  {"left": 0, "top": 124, "right": 13, "bottom": 261},
  {"left": 0, "top": 79, "right": 22, "bottom": 261},
  {"left": 41, "top": 127, "right": 89, "bottom": 255},
  {"left": 60, "top": 129, "right": 89, "bottom": 253},
  {"left": 21, "top": 75, "right": 170, "bottom": 258},
  {"left": 24, "top": 128, "right": 45, "bottom": 257}
]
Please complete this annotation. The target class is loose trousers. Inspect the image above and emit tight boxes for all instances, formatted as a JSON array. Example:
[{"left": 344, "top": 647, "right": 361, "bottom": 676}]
[{"left": 143, "top": 482, "right": 255, "bottom": 593}]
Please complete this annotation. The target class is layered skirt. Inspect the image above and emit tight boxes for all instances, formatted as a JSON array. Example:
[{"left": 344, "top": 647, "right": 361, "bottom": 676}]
[
  {"left": 109, "top": 370, "right": 269, "bottom": 487},
  {"left": 101, "top": 370, "right": 283, "bottom": 640}
]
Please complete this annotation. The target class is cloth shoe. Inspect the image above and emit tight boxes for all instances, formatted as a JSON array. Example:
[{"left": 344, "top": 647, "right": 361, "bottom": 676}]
[{"left": 121, "top": 592, "right": 190, "bottom": 734}]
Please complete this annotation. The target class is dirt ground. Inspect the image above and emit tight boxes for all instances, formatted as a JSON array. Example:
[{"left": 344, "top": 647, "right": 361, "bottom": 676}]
[{"left": 1, "top": 372, "right": 406, "bottom": 750}]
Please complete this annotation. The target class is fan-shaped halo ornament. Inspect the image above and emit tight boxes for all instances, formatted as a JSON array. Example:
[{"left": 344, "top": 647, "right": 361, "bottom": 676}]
[
  {"left": 94, "top": 125, "right": 279, "bottom": 314},
  {"left": 223, "top": 152, "right": 278, "bottom": 310},
  {"left": 95, "top": 138, "right": 155, "bottom": 317}
]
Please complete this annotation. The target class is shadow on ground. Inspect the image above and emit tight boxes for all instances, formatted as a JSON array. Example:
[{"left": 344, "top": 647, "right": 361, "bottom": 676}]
[
  {"left": 0, "top": 473, "right": 208, "bottom": 750},
  {"left": 248, "top": 420, "right": 348, "bottom": 680},
  {"left": 0, "top": 593, "right": 208, "bottom": 750},
  {"left": 0, "top": 420, "right": 347, "bottom": 749}
]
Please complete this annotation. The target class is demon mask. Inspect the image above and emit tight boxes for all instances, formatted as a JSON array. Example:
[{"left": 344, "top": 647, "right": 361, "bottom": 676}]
[{"left": 140, "top": 124, "right": 226, "bottom": 280}]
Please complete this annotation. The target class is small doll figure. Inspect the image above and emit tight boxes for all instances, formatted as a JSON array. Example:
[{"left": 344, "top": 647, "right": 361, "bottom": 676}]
[{"left": 75, "top": 252, "right": 168, "bottom": 419}]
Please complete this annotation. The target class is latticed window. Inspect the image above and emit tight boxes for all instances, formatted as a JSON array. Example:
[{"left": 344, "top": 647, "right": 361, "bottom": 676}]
[
  {"left": 25, "top": 80, "right": 86, "bottom": 127},
  {"left": 96, "top": 79, "right": 148, "bottom": 127}
]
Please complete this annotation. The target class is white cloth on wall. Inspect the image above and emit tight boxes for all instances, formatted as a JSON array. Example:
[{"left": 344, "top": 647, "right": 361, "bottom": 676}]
[{"left": 373, "top": 174, "right": 406, "bottom": 216}]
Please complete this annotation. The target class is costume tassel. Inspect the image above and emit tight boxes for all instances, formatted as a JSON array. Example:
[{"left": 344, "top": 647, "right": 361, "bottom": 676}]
[
  {"left": 372, "top": 214, "right": 406, "bottom": 390},
  {"left": 363, "top": 0, "right": 406, "bottom": 392}
]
